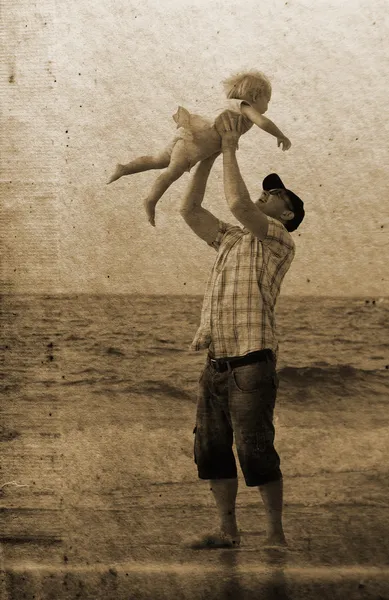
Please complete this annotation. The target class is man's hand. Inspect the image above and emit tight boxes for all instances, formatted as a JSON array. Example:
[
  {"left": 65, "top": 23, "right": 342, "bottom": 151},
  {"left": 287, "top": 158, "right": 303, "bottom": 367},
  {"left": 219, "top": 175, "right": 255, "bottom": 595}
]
[
  {"left": 215, "top": 110, "right": 244, "bottom": 152},
  {"left": 277, "top": 136, "right": 292, "bottom": 151}
]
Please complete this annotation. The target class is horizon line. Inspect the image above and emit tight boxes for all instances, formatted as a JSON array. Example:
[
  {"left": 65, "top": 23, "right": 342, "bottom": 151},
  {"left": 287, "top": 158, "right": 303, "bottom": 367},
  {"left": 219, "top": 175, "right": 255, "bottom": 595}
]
[{"left": 1, "top": 291, "right": 388, "bottom": 299}]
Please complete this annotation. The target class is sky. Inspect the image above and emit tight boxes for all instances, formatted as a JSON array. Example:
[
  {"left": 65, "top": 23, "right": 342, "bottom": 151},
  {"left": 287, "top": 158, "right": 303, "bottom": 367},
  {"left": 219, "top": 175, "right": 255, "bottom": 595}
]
[{"left": 1, "top": 0, "right": 388, "bottom": 296}]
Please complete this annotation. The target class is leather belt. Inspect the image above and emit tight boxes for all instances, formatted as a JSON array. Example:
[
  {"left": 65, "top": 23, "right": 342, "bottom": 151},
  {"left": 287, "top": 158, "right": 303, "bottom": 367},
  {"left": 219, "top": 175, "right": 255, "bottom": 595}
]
[{"left": 208, "top": 349, "right": 273, "bottom": 373}]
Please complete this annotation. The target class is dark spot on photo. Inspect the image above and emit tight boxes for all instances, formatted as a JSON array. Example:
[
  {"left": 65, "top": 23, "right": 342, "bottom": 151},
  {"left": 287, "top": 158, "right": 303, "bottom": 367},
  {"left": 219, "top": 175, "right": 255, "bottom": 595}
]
[{"left": 0, "top": 427, "right": 20, "bottom": 442}]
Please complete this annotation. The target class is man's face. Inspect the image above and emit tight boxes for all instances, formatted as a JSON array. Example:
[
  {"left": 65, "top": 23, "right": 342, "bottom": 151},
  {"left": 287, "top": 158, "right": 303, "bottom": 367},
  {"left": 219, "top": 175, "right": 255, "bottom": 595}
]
[{"left": 255, "top": 189, "right": 293, "bottom": 219}]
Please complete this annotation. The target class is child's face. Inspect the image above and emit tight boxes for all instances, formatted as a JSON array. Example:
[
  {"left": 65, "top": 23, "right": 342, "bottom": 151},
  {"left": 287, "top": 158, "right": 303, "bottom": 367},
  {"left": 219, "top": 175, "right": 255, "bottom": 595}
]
[{"left": 252, "top": 95, "right": 270, "bottom": 114}]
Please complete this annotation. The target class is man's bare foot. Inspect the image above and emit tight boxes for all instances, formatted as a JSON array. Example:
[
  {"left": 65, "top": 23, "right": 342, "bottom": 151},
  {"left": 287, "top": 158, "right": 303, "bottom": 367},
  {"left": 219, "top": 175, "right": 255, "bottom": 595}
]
[
  {"left": 263, "top": 533, "right": 288, "bottom": 548},
  {"left": 107, "top": 164, "right": 127, "bottom": 184},
  {"left": 144, "top": 198, "right": 156, "bottom": 227},
  {"left": 188, "top": 531, "right": 241, "bottom": 550}
]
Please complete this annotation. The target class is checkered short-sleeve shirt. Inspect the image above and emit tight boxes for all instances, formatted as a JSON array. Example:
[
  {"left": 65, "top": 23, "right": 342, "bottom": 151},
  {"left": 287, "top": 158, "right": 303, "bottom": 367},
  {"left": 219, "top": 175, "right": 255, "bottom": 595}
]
[{"left": 191, "top": 217, "right": 295, "bottom": 359}]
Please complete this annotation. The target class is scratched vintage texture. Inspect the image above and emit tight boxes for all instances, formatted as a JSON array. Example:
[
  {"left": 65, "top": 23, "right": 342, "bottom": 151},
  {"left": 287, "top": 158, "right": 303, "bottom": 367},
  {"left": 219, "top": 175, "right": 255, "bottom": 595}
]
[
  {"left": 1, "top": 3, "right": 389, "bottom": 598},
  {"left": 1, "top": 0, "right": 388, "bottom": 296}
]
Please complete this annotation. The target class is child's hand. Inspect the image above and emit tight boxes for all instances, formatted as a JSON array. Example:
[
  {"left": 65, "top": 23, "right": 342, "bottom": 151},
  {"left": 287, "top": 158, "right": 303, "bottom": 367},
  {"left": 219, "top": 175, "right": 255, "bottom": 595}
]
[{"left": 277, "top": 137, "right": 291, "bottom": 151}]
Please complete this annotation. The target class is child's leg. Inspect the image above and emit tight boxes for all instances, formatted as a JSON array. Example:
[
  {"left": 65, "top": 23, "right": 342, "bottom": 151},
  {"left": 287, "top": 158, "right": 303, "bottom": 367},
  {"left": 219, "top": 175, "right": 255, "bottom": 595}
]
[
  {"left": 107, "top": 150, "right": 171, "bottom": 184},
  {"left": 145, "top": 140, "right": 190, "bottom": 226}
]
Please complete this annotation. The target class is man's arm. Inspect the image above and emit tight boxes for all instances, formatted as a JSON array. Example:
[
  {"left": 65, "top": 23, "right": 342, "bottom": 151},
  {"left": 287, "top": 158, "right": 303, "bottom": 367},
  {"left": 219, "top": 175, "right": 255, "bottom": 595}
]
[
  {"left": 179, "top": 153, "right": 221, "bottom": 244},
  {"left": 216, "top": 112, "right": 270, "bottom": 241}
]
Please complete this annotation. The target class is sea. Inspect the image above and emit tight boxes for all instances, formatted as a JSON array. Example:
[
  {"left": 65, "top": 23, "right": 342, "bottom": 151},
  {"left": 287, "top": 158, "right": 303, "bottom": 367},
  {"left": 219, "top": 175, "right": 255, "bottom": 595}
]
[
  {"left": 2, "top": 293, "right": 388, "bottom": 396},
  {"left": 1, "top": 293, "right": 388, "bottom": 490}
]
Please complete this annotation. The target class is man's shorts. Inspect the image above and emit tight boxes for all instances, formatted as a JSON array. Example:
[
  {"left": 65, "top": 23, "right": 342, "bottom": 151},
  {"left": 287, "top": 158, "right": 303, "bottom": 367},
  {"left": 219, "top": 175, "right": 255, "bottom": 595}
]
[{"left": 193, "top": 350, "right": 282, "bottom": 486}]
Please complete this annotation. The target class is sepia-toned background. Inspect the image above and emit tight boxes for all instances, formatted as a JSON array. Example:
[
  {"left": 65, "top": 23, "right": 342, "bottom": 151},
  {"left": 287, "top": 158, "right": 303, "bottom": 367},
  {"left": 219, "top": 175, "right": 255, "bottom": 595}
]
[
  {"left": 2, "top": 0, "right": 388, "bottom": 296},
  {"left": 1, "top": 1, "right": 389, "bottom": 598}
]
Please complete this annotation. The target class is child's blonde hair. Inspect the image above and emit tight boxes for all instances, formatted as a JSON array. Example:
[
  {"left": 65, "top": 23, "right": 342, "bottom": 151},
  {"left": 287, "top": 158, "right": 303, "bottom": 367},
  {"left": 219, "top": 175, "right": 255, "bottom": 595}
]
[{"left": 222, "top": 70, "right": 272, "bottom": 103}]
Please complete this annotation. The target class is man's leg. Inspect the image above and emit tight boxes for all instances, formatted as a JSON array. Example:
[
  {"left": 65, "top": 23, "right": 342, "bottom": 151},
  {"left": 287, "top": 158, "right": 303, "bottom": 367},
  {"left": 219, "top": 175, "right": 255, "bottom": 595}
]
[
  {"left": 210, "top": 477, "right": 239, "bottom": 541},
  {"left": 191, "top": 365, "right": 240, "bottom": 548},
  {"left": 230, "top": 357, "right": 287, "bottom": 546},
  {"left": 259, "top": 478, "right": 287, "bottom": 546}
]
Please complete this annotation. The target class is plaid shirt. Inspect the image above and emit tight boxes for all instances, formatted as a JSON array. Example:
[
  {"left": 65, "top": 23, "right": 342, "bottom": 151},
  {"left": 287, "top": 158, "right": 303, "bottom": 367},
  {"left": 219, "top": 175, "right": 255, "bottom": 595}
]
[{"left": 191, "top": 218, "right": 295, "bottom": 359}]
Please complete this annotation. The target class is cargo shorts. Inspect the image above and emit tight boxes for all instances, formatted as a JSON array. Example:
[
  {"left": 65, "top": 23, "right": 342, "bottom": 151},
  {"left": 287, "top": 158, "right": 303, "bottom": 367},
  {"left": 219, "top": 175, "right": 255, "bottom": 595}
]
[{"left": 193, "top": 351, "right": 282, "bottom": 486}]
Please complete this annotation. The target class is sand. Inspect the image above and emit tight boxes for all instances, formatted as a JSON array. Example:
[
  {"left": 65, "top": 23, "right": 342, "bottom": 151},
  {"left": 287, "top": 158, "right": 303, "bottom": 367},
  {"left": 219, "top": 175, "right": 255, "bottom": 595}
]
[{"left": 2, "top": 391, "right": 389, "bottom": 600}]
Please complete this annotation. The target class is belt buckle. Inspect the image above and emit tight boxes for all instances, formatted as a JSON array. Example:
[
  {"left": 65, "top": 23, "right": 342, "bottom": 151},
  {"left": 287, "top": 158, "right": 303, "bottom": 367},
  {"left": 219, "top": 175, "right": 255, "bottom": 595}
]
[
  {"left": 210, "top": 357, "right": 226, "bottom": 372},
  {"left": 210, "top": 356, "right": 231, "bottom": 373}
]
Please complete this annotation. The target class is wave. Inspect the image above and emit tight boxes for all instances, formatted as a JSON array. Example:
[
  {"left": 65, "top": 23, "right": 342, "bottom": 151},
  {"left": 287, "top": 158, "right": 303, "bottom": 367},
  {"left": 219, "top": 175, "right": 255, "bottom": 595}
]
[
  {"left": 277, "top": 364, "right": 388, "bottom": 402},
  {"left": 105, "top": 347, "right": 126, "bottom": 356},
  {"left": 65, "top": 334, "right": 86, "bottom": 342},
  {"left": 148, "top": 346, "right": 183, "bottom": 353},
  {"left": 133, "top": 381, "right": 194, "bottom": 401},
  {"left": 69, "top": 367, "right": 101, "bottom": 375},
  {"left": 61, "top": 378, "right": 100, "bottom": 386},
  {"left": 278, "top": 364, "right": 386, "bottom": 381}
]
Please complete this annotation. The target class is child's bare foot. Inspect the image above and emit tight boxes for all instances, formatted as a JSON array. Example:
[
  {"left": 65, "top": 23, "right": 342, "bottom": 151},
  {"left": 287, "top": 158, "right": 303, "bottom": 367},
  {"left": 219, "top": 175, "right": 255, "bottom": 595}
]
[
  {"left": 107, "top": 164, "right": 127, "bottom": 184},
  {"left": 144, "top": 197, "right": 156, "bottom": 227}
]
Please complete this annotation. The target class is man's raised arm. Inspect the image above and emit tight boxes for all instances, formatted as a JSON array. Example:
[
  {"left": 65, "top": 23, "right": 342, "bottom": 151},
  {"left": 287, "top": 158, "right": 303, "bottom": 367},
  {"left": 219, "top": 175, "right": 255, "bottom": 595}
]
[
  {"left": 179, "top": 153, "right": 220, "bottom": 245},
  {"left": 215, "top": 112, "right": 270, "bottom": 241}
]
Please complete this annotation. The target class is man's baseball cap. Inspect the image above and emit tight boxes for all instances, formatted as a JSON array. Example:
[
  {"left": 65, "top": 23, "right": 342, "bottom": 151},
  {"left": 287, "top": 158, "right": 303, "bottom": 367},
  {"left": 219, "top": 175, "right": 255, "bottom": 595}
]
[{"left": 262, "top": 173, "right": 305, "bottom": 232}]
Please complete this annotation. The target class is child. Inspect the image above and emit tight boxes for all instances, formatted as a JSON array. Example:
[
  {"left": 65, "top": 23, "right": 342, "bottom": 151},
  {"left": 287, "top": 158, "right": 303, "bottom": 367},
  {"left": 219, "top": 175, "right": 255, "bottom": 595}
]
[{"left": 108, "top": 70, "right": 291, "bottom": 226}]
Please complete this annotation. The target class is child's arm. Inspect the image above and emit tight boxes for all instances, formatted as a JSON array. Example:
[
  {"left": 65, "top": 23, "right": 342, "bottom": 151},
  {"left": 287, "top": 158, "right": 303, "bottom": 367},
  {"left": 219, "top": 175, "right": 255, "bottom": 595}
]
[{"left": 241, "top": 105, "right": 291, "bottom": 151}]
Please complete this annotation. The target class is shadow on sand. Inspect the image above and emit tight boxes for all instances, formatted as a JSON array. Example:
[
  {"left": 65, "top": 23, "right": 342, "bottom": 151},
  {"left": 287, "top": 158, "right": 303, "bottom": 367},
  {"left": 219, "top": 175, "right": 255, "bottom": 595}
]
[{"left": 213, "top": 545, "right": 290, "bottom": 600}]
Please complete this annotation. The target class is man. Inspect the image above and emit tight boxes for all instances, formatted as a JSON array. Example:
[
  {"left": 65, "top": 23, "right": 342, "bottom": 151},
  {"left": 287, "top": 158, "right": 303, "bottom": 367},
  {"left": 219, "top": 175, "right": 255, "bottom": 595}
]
[{"left": 180, "top": 111, "right": 305, "bottom": 548}]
